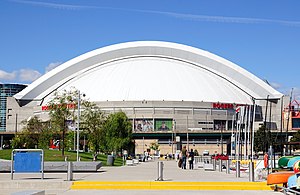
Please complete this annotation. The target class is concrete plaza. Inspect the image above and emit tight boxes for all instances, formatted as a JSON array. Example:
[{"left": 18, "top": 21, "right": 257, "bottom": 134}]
[{"left": 0, "top": 159, "right": 280, "bottom": 195}]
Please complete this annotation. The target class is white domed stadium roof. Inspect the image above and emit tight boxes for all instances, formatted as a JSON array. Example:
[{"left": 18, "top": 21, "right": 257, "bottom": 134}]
[{"left": 15, "top": 41, "right": 282, "bottom": 105}]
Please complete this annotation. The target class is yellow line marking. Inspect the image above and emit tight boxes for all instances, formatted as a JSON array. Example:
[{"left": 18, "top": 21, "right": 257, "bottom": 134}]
[{"left": 71, "top": 181, "right": 270, "bottom": 190}]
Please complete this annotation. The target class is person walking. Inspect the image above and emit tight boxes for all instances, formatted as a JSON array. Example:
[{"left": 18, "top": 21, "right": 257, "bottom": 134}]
[
  {"left": 181, "top": 146, "right": 187, "bottom": 169},
  {"left": 188, "top": 148, "right": 195, "bottom": 169}
]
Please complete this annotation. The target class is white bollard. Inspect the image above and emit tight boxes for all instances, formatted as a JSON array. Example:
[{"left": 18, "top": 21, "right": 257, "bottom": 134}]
[
  {"left": 219, "top": 160, "right": 223, "bottom": 172},
  {"left": 157, "top": 161, "right": 164, "bottom": 181},
  {"left": 213, "top": 158, "right": 216, "bottom": 171},
  {"left": 67, "top": 161, "right": 73, "bottom": 181},
  {"left": 236, "top": 161, "right": 240, "bottom": 178},
  {"left": 249, "top": 161, "right": 255, "bottom": 182},
  {"left": 226, "top": 160, "right": 230, "bottom": 174}
]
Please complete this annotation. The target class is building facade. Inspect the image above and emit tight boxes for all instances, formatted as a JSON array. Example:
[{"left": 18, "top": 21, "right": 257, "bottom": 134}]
[
  {"left": 5, "top": 41, "right": 287, "bottom": 155},
  {"left": 0, "top": 84, "right": 26, "bottom": 131}
]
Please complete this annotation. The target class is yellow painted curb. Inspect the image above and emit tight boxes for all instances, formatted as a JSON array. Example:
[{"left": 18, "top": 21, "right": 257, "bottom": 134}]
[{"left": 71, "top": 181, "right": 270, "bottom": 191}]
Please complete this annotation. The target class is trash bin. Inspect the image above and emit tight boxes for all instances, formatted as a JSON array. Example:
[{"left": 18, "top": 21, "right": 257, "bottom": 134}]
[{"left": 107, "top": 155, "right": 115, "bottom": 166}]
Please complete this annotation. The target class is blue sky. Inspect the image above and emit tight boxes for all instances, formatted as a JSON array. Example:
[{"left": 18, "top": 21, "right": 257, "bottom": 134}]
[{"left": 0, "top": 0, "right": 299, "bottom": 99}]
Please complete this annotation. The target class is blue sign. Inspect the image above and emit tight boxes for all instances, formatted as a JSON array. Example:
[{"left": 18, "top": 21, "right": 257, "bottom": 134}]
[{"left": 13, "top": 151, "right": 42, "bottom": 173}]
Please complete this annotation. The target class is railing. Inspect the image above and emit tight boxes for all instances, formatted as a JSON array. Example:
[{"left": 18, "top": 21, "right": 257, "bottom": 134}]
[{"left": 194, "top": 156, "right": 213, "bottom": 164}]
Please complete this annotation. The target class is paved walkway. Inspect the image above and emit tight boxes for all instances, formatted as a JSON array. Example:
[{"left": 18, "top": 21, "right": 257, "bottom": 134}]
[{"left": 0, "top": 159, "right": 280, "bottom": 195}]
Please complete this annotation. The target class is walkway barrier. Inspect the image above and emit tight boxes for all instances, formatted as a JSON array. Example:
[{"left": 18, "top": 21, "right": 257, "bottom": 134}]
[
  {"left": 213, "top": 158, "right": 216, "bottom": 171},
  {"left": 156, "top": 161, "right": 164, "bottom": 181},
  {"left": 236, "top": 160, "right": 240, "bottom": 178},
  {"left": 67, "top": 161, "right": 73, "bottom": 181},
  {"left": 249, "top": 161, "right": 255, "bottom": 182},
  {"left": 126, "top": 160, "right": 134, "bottom": 166},
  {"left": 194, "top": 156, "right": 212, "bottom": 164},
  {"left": 226, "top": 160, "right": 230, "bottom": 174},
  {"left": 218, "top": 160, "right": 223, "bottom": 172}
]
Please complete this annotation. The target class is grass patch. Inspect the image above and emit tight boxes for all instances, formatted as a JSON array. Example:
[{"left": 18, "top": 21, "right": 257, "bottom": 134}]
[{"left": 0, "top": 149, "right": 123, "bottom": 166}]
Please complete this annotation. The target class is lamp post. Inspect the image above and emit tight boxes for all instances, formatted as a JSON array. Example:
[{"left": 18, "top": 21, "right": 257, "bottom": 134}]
[
  {"left": 76, "top": 90, "right": 81, "bottom": 162},
  {"left": 186, "top": 115, "right": 189, "bottom": 151},
  {"left": 143, "top": 136, "right": 145, "bottom": 154},
  {"left": 221, "top": 123, "right": 223, "bottom": 154},
  {"left": 172, "top": 119, "right": 176, "bottom": 156}
]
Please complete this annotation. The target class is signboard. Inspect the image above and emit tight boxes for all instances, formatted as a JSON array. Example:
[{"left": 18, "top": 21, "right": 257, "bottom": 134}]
[
  {"left": 11, "top": 149, "right": 44, "bottom": 179},
  {"left": 155, "top": 119, "right": 172, "bottom": 131},
  {"left": 134, "top": 119, "right": 153, "bottom": 132},
  {"left": 14, "top": 152, "right": 41, "bottom": 172}
]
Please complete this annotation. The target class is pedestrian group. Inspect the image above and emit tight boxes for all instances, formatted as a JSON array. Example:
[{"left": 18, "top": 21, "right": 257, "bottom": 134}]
[{"left": 178, "top": 145, "right": 195, "bottom": 169}]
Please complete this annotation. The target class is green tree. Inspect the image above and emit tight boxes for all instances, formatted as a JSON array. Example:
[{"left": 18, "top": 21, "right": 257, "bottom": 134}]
[
  {"left": 11, "top": 133, "right": 27, "bottom": 149},
  {"left": 47, "top": 89, "right": 77, "bottom": 156},
  {"left": 11, "top": 116, "right": 51, "bottom": 149},
  {"left": 81, "top": 101, "right": 106, "bottom": 154},
  {"left": 37, "top": 121, "right": 52, "bottom": 149},
  {"left": 254, "top": 124, "right": 274, "bottom": 152},
  {"left": 103, "top": 111, "right": 132, "bottom": 154},
  {"left": 65, "top": 130, "right": 75, "bottom": 151},
  {"left": 149, "top": 141, "right": 159, "bottom": 151},
  {"left": 290, "top": 130, "right": 300, "bottom": 150}
]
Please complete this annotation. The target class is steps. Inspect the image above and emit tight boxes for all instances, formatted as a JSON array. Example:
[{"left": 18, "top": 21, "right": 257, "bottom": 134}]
[{"left": 71, "top": 181, "right": 270, "bottom": 190}]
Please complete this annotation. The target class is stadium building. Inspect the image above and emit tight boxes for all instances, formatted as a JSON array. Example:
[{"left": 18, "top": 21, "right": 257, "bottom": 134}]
[{"left": 4, "top": 41, "right": 288, "bottom": 155}]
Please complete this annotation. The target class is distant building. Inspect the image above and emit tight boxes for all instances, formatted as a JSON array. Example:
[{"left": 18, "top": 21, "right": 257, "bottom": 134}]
[
  {"left": 0, "top": 84, "right": 27, "bottom": 148},
  {"left": 5, "top": 41, "right": 287, "bottom": 155},
  {"left": 0, "top": 84, "right": 26, "bottom": 132},
  {"left": 283, "top": 99, "right": 300, "bottom": 131}
]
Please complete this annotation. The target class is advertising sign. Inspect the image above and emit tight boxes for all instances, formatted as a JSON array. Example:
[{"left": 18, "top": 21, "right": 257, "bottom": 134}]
[
  {"left": 155, "top": 119, "right": 172, "bottom": 131},
  {"left": 134, "top": 119, "right": 153, "bottom": 132}
]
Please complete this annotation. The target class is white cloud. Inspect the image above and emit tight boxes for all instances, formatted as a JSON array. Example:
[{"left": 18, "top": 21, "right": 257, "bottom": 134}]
[
  {"left": 151, "top": 11, "right": 300, "bottom": 27},
  {"left": 0, "top": 61, "right": 62, "bottom": 83},
  {"left": 0, "top": 70, "right": 17, "bottom": 81},
  {"left": 10, "top": 0, "right": 95, "bottom": 10},
  {"left": 270, "top": 82, "right": 282, "bottom": 90},
  {"left": 276, "top": 86, "right": 300, "bottom": 101},
  {"left": 10, "top": 0, "right": 300, "bottom": 27},
  {"left": 18, "top": 69, "right": 42, "bottom": 82},
  {"left": 292, "top": 87, "right": 300, "bottom": 101},
  {"left": 45, "top": 62, "right": 62, "bottom": 73}
]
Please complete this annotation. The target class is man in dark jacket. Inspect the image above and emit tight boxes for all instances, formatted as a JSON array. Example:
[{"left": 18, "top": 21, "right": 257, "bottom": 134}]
[{"left": 188, "top": 149, "right": 195, "bottom": 169}]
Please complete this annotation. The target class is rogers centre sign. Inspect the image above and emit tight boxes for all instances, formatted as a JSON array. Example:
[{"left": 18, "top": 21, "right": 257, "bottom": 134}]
[
  {"left": 212, "top": 103, "right": 234, "bottom": 109},
  {"left": 42, "top": 104, "right": 76, "bottom": 111},
  {"left": 212, "top": 103, "right": 246, "bottom": 109}
]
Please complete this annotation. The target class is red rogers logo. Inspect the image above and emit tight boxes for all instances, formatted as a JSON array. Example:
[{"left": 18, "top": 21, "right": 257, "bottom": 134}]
[
  {"left": 212, "top": 103, "right": 245, "bottom": 109},
  {"left": 42, "top": 104, "right": 76, "bottom": 111}
]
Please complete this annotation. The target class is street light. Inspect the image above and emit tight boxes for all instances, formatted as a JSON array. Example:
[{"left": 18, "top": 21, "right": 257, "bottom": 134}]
[
  {"left": 76, "top": 90, "right": 81, "bottom": 162},
  {"left": 221, "top": 123, "right": 223, "bottom": 154},
  {"left": 172, "top": 119, "right": 176, "bottom": 156},
  {"left": 76, "top": 90, "right": 85, "bottom": 161},
  {"left": 186, "top": 116, "right": 189, "bottom": 151}
]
